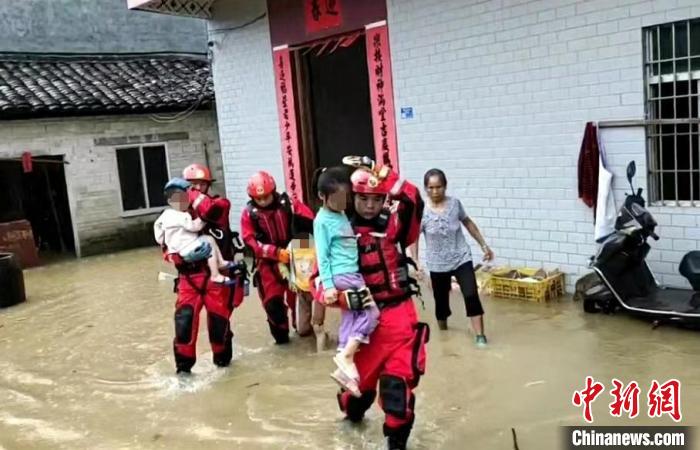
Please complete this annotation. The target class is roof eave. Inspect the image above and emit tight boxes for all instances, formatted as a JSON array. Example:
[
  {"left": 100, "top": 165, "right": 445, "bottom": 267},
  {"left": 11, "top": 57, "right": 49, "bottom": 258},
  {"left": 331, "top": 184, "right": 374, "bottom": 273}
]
[
  {"left": 127, "top": 0, "right": 215, "bottom": 19},
  {"left": 0, "top": 101, "right": 215, "bottom": 122}
]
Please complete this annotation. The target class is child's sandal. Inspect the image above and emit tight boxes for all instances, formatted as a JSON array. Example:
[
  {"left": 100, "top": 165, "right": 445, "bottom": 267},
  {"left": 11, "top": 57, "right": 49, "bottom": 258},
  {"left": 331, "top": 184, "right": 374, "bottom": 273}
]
[{"left": 330, "top": 369, "right": 361, "bottom": 398}]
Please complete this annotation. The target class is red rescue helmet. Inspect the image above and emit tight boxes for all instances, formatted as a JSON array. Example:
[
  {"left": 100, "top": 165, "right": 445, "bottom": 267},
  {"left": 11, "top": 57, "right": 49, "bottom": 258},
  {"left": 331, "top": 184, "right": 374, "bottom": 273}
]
[
  {"left": 350, "top": 167, "right": 390, "bottom": 195},
  {"left": 247, "top": 171, "right": 276, "bottom": 198},
  {"left": 183, "top": 164, "right": 214, "bottom": 183}
]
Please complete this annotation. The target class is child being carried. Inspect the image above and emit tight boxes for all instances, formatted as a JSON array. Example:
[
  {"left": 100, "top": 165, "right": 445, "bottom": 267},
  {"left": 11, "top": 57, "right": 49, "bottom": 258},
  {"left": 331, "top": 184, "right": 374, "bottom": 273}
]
[
  {"left": 313, "top": 167, "right": 379, "bottom": 397},
  {"left": 154, "top": 177, "right": 236, "bottom": 285}
]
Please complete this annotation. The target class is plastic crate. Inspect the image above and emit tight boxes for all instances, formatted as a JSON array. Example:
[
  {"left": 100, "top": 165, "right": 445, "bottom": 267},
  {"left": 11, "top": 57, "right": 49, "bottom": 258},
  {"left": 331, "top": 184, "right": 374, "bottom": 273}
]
[{"left": 489, "top": 268, "right": 565, "bottom": 303}]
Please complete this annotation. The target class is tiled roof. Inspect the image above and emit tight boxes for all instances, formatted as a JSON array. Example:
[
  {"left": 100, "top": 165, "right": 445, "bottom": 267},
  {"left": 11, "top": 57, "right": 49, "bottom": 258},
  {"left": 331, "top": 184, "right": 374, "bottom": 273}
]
[{"left": 0, "top": 54, "right": 213, "bottom": 119}]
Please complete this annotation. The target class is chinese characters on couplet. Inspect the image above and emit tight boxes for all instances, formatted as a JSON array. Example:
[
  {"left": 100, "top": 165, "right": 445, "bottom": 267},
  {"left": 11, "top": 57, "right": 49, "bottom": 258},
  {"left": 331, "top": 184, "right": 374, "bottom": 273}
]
[
  {"left": 371, "top": 31, "right": 392, "bottom": 167},
  {"left": 276, "top": 53, "right": 299, "bottom": 200}
]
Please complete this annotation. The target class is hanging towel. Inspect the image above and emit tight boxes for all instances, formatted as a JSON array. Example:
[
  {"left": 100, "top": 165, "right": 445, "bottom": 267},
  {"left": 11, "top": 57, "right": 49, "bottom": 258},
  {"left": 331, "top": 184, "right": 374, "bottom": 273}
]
[
  {"left": 578, "top": 122, "right": 600, "bottom": 214},
  {"left": 594, "top": 155, "right": 616, "bottom": 242}
]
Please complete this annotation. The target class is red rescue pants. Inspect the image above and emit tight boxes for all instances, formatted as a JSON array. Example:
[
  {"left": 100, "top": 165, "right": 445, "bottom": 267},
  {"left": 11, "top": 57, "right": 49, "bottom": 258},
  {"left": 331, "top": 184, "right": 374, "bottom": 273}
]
[
  {"left": 253, "top": 262, "right": 298, "bottom": 344},
  {"left": 173, "top": 271, "right": 243, "bottom": 372},
  {"left": 337, "top": 300, "right": 429, "bottom": 442}
]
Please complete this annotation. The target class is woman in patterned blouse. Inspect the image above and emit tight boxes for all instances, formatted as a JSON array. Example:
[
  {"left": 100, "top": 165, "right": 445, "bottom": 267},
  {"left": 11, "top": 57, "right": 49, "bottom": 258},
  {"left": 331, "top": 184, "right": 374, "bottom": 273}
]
[{"left": 411, "top": 168, "right": 493, "bottom": 346}]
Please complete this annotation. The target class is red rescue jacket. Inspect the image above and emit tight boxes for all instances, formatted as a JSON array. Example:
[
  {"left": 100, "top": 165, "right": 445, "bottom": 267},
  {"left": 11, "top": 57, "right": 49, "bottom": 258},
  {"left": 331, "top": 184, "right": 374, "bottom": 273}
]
[
  {"left": 240, "top": 192, "right": 315, "bottom": 264},
  {"left": 189, "top": 189, "right": 234, "bottom": 259},
  {"left": 312, "top": 174, "right": 424, "bottom": 308}
]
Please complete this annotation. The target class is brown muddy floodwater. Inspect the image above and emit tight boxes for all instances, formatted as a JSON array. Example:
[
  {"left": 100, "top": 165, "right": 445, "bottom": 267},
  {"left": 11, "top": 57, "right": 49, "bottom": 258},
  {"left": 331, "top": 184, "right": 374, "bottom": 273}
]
[{"left": 1, "top": 248, "right": 699, "bottom": 449}]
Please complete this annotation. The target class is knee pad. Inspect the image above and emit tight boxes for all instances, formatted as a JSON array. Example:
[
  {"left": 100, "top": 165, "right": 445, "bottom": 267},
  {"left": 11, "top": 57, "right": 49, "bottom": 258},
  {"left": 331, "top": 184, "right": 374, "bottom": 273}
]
[
  {"left": 379, "top": 375, "right": 413, "bottom": 420},
  {"left": 339, "top": 389, "right": 376, "bottom": 423},
  {"left": 208, "top": 313, "right": 230, "bottom": 345},
  {"left": 174, "top": 306, "right": 195, "bottom": 344},
  {"left": 265, "top": 297, "right": 288, "bottom": 326}
]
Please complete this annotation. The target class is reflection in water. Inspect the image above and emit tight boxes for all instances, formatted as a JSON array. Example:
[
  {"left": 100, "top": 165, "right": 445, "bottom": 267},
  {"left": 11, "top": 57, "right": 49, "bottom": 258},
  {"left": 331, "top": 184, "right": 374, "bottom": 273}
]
[{"left": 1, "top": 248, "right": 698, "bottom": 449}]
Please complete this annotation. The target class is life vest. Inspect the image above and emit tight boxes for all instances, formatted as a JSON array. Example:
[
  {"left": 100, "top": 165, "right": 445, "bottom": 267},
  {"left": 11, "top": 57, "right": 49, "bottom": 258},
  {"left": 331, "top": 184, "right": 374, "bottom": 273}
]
[
  {"left": 190, "top": 193, "right": 234, "bottom": 260},
  {"left": 355, "top": 224, "right": 419, "bottom": 306},
  {"left": 245, "top": 192, "right": 294, "bottom": 247},
  {"left": 204, "top": 223, "right": 234, "bottom": 260}
]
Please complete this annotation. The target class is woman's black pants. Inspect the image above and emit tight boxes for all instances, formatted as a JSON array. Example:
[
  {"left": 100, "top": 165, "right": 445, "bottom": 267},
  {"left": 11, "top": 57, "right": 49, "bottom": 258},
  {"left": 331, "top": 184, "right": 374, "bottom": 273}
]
[{"left": 429, "top": 261, "right": 485, "bottom": 321}]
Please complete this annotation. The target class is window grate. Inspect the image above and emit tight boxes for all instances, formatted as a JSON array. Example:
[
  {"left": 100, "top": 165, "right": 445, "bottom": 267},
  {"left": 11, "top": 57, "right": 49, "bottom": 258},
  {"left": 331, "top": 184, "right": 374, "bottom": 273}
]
[
  {"left": 643, "top": 18, "right": 700, "bottom": 206},
  {"left": 116, "top": 144, "right": 169, "bottom": 213}
]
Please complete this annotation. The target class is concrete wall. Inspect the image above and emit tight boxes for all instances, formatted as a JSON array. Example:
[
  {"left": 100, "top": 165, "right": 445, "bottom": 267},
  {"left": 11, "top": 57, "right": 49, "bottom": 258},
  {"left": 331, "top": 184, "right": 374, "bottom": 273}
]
[
  {"left": 0, "top": 110, "right": 223, "bottom": 257},
  {"left": 209, "top": 0, "right": 700, "bottom": 291},
  {"left": 208, "top": 0, "right": 283, "bottom": 222},
  {"left": 1, "top": 0, "right": 207, "bottom": 54},
  {"left": 388, "top": 0, "right": 700, "bottom": 290}
]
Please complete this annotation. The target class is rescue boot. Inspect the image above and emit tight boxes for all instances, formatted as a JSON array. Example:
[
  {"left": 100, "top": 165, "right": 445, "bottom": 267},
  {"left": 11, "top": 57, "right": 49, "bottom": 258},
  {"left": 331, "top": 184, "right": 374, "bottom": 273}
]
[
  {"left": 174, "top": 347, "right": 196, "bottom": 374},
  {"left": 274, "top": 333, "right": 290, "bottom": 345},
  {"left": 269, "top": 322, "right": 290, "bottom": 344},
  {"left": 384, "top": 420, "right": 413, "bottom": 450},
  {"left": 212, "top": 338, "right": 233, "bottom": 367},
  {"left": 339, "top": 389, "right": 376, "bottom": 423}
]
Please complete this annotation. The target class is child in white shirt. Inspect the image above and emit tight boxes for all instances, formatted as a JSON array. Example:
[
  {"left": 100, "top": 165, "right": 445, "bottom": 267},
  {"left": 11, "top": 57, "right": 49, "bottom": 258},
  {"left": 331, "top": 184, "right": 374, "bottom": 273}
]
[{"left": 154, "top": 178, "right": 235, "bottom": 285}]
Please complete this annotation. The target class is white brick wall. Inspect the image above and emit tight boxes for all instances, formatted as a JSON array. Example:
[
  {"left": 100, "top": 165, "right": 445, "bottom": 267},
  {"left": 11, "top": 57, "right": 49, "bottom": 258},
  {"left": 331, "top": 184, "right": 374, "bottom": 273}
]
[
  {"left": 387, "top": 0, "right": 700, "bottom": 290},
  {"left": 0, "top": 111, "right": 221, "bottom": 256},
  {"left": 209, "top": 0, "right": 284, "bottom": 227},
  {"left": 207, "top": 0, "right": 700, "bottom": 291}
]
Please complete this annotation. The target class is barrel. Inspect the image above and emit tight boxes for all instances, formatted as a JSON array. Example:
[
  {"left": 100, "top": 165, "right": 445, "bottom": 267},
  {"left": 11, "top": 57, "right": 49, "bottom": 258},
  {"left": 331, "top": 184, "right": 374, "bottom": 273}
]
[{"left": 0, "top": 253, "right": 26, "bottom": 308}]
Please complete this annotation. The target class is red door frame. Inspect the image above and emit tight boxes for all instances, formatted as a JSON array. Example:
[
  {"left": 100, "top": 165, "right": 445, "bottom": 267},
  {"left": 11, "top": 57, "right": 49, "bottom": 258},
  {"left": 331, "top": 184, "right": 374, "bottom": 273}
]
[{"left": 269, "top": 1, "right": 399, "bottom": 202}]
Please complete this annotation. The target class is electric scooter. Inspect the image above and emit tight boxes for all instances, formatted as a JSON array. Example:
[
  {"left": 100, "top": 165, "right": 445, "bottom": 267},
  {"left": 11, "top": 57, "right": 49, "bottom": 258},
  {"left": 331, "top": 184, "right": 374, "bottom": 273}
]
[{"left": 576, "top": 161, "right": 700, "bottom": 327}]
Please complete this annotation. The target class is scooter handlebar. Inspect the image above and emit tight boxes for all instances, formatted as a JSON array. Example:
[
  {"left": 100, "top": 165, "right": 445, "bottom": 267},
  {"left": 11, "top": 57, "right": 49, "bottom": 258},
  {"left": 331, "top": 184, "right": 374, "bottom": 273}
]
[{"left": 650, "top": 231, "right": 660, "bottom": 241}]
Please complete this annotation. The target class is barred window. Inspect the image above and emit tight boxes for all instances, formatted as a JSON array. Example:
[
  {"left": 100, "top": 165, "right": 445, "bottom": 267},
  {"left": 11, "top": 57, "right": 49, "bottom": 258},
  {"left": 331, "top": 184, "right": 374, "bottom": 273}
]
[
  {"left": 116, "top": 145, "right": 169, "bottom": 213},
  {"left": 644, "top": 19, "right": 700, "bottom": 205}
]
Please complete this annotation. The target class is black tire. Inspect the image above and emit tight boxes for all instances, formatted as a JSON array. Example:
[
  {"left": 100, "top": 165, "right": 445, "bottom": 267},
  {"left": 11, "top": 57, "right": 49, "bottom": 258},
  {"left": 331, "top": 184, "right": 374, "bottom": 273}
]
[
  {"left": 574, "top": 272, "right": 603, "bottom": 301},
  {"left": 0, "top": 253, "right": 26, "bottom": 308},
  {"left": 583, "top": 297, "right": 600, "bottom": 314}
]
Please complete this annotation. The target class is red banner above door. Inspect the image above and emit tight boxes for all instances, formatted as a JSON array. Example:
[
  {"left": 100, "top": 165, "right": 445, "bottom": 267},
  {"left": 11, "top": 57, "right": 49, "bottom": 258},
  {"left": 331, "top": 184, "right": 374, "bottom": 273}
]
[{"left": 267, "top": 0, "right": 386, "bottom": 47}]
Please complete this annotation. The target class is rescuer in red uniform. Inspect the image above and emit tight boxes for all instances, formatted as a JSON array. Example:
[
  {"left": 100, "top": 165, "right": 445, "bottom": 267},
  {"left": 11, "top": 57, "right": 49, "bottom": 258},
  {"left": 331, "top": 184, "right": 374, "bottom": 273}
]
[
  {"left": 160, "top": 165, "right": 246, "bottom": 374},
  {"left": 183, "top": 164, "right": 236, "bottom": 260},
  {"left": 240, "top": 171, "right": 315, "bottom": 344},
  {"left": 311, "top": 157, "right": 429, "bottom": 450}
]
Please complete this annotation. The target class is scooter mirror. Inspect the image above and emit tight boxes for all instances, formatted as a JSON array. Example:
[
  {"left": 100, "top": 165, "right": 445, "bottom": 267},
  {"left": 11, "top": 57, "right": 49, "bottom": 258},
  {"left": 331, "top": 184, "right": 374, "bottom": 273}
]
[
  {"left": 626, "top": 161, "right": 636, "bottom": 182},
  {"left": 626, "top": 161, "right": 636, "bottom": 193}
]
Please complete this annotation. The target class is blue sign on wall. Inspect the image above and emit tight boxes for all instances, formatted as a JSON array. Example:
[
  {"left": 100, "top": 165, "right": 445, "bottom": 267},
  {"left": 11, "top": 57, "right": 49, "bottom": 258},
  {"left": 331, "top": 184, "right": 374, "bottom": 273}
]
[{"left": 400, "top": 107, "right": 414, "bottom": 119}]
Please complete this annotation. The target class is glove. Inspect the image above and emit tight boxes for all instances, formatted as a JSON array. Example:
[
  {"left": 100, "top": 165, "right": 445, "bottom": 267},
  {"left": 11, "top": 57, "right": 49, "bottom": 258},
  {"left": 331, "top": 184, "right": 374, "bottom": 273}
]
[
  {"left": 187, "top": 188, "right": 207, "bottom": 210},
  {"left": 278, "top": 249, "right": 290, "bottom": 264},
  {"left": 278, "top": 263, "right": 290, "bottom": 280},
  {"left": 164, "top": 177, "right": 191, "bottom": 192},
  {"left": 182, "top": 240, "right": 212, "bottom": 262}
]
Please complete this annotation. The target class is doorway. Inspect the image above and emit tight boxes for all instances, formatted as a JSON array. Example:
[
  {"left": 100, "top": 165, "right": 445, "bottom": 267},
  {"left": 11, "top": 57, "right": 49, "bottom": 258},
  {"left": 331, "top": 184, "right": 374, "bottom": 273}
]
[
  {"left": 294, "top": 34, "right": 375, "bottom": 208},
  {"left": 0, "top": 156, "right": 75, "bottom": 259}
]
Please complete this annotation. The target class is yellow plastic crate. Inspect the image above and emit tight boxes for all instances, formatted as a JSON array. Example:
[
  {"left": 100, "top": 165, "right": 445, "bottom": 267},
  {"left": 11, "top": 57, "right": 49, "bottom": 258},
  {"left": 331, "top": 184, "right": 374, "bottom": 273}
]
[{"left": 489, "top": 267, "right": 565, "bottom": 303}]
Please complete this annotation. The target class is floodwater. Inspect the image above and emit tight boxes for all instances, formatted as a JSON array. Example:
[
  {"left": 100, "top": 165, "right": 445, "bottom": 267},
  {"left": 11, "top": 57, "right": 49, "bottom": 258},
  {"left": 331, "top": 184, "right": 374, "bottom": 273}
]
[{"left": 1, "top": 247, "right": 699, "bottom": 450}]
